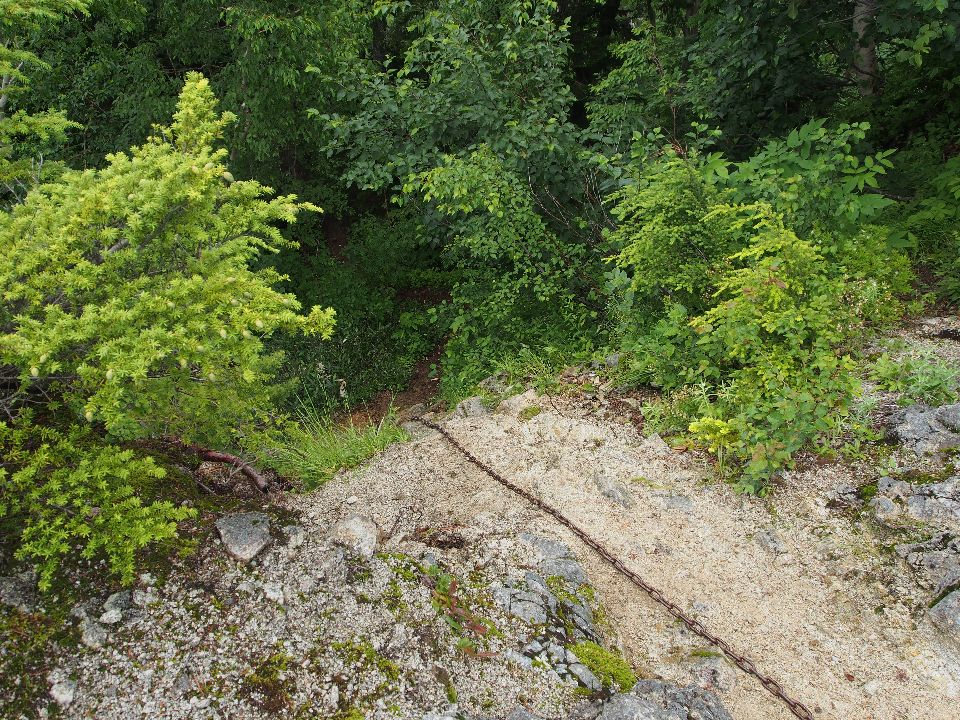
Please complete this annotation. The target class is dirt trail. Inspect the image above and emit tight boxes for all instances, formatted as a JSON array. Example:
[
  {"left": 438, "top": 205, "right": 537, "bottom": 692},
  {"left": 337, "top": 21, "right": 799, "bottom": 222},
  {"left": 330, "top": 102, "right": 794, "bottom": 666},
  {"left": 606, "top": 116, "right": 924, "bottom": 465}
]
[{"left": 321, "top": 390, "right": 959, "bottom": 720}]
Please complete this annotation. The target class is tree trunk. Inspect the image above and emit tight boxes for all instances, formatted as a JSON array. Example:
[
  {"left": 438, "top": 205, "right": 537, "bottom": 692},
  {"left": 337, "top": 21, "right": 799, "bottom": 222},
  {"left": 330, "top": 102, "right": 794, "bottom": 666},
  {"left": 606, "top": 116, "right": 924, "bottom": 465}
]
[{"left": 852, "top": 0, "right": 878, "bottom": 96}]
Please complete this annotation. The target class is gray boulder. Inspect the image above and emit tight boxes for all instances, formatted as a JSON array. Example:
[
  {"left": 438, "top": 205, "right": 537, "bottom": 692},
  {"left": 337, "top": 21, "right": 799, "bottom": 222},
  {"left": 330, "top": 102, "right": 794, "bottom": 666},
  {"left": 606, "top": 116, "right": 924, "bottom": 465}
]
[
  {"left": 878, "top": 476, "right": 911, "bottom": 499},
  {"left": 520, "top": 533, "right": 572, "bottom": 561},
  {"left": 902, "top": 475, "right": 960, "bottom": 529},
  {"left": 596, "top": 680, "right": 732, "bottom": 720},
  {"left": 493, "top": 584, "right": 555, "bottom": 625},
  {"left": 897, "top": 533, "right": 960, "bottom": 595},
  {"left": 540, "top": 557, "right": 589, "bottom": 588},
  {"left": 889, "top": 403, "right": 960, "bottom": 454},
  {"left": 215, "top": 512, "right": 271, "bottom": 562},
  {"left": 930, "top": 590, "right": 960, "bottom": 637},
  {"left": 453, "top": 396, "right": 488, "bottom": 418}
]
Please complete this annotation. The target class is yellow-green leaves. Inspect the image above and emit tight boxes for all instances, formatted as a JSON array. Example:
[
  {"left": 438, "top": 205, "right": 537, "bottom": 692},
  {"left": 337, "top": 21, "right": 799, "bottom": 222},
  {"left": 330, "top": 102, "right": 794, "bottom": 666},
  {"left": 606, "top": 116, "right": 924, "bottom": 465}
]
[
  {"left": 0, "top": 74, "right": 334, "bottom": 587},
  {"left": 0, "top": 420, "right": 192, "bottom": 590},
  {"left": 0, "top": 73, "right": 334, "bottom": 445}
]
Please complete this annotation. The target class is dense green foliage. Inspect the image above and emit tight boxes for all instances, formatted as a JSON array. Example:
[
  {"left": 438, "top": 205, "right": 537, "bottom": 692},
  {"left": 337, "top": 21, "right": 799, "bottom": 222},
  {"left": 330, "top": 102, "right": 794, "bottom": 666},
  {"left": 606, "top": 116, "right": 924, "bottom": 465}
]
[
  {"left": 0, "top": 0, "right": 89, "bottom": 204},
  {"left": 2, "top": 0, "right": 960, "bottom": 586},
  {"left": 0, "top": 73, "right": 333, "bottom": 586}
]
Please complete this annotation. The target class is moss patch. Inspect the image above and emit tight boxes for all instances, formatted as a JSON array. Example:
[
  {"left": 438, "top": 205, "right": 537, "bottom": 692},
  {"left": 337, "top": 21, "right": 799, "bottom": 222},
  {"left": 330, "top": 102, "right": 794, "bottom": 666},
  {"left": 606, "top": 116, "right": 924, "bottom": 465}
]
[
  {"left": 519, "top": 405, "right": 543, "bottom": 421},
  {"left": 689, "top": 647, "right": 722, "bottom": 659},
  {"left": 856, "top": 481, "right": 879, "bottom": 502},
  {"left": 332, "top": 637, "right": 401, "bottom": 683},
  {"left": 896, "top": 463, "right": 956, "bottom": 486},
  {"left": 240, "top": 649, "right": 296, "bottom": 713},
  {"left": 0, "top": 606, "right": 74, "bottom": 717},
  {"left": 570, "top": 640, "right": 637, "bottom": 691},
  {"left": 332, "top": 709, "right": 366, "bottom": 720}
]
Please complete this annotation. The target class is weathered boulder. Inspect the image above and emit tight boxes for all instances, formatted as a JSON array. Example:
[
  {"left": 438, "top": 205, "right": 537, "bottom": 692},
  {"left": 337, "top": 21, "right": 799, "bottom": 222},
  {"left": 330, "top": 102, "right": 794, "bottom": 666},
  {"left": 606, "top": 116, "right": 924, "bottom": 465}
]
[
  {"left": 930, "top": 590, "right": 960, "bottom": 637},
  {"left": 902, "top": 475, "right": 960, "bottom": 529},
  {"left": 596, "top": 680, "right": 732, "bottom": 720},
  {"left": 889, "top": 403, "right": 960, "bottom": 454},
  {"left": 493, "top": 583, "right": 555, "bottom": 625},
  {"left": 498, "top": 388, "right": 539, "bottom": 416},
  {"left": 454, "top": 396, "right": 488, "bottom": 418},
  {"left": 215, "top": 512, "right": 271, "bottom": 562},
  {"left": 540, "top": 557, "right": 589, "bottom": 587},
  {"left": 897, "top": 533, "right": 960, "bottom": 595}
]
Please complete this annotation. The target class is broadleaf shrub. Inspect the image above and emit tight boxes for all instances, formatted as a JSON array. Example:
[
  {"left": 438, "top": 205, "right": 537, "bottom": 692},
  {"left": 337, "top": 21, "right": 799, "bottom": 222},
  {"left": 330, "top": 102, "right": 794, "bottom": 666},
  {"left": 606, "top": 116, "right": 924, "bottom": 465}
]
[
  {"left": 725, "top": 119, "right": 895, "bottom": 234},
  {"left": 606, "top": 126, "right": 915, "bottom": 492},
  {"left": 684, "top": 206, "right": 860, "bottom": 492},
  {"left": 407, "top": 147, "right": 599, "bottom": 392}
]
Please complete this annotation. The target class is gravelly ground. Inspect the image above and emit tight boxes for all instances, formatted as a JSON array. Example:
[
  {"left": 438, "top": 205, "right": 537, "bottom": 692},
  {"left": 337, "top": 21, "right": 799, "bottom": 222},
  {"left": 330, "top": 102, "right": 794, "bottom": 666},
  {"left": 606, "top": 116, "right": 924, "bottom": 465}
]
[{"left": 8, "top": 315, "right": 960, "bottom": 720}]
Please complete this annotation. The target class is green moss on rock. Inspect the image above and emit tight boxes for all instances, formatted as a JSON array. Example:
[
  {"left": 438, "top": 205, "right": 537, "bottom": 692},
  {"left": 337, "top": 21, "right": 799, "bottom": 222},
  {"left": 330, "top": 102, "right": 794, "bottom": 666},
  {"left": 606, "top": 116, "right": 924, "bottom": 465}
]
[{"left": 570, "top": 640, "right": 637, "bottom": 691}]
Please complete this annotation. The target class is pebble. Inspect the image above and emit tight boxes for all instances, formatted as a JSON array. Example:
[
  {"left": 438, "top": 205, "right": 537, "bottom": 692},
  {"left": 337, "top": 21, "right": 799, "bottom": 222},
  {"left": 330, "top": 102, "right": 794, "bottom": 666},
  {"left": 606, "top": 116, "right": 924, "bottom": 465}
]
[
  {"left": 329, "top": 515, "right": 379, "bottom": 559},
  {"left": 50, "top": 680, "right": 76, "bottom": 707},
  {"left": 99, "top": 608, "right": 123, "bottom": 624},
  {"left": 133, "top": 589, "right": 156, "bottom": 607},
  {"left": 284, "top": 525, "right": 306, "bottom": 549},
  {"left": 263, "top": 582, "right": 285, "bottom": 604},
  {"left": 215, "top": 512, "right": 272, "bottom": 562},
  {"left": 81, "top": 617, "right": 108, "bottom": 648},
  {"left": 103, "top": 590, "right": 132, "bottom": 614}
]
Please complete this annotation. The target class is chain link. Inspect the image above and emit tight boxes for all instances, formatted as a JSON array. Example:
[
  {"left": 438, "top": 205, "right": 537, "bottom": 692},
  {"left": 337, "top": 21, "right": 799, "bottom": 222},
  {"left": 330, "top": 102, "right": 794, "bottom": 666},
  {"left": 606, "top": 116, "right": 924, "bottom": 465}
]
[{"left": 413, "top": 417, "right": 815, "bottom": 720}]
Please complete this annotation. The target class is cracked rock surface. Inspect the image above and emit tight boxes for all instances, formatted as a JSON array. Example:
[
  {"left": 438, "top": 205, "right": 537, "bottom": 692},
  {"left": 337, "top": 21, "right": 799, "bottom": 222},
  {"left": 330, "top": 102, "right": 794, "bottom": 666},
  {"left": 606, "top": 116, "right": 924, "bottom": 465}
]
[{"left": 888, "top": 402, "right": 960, "bottom": 454}]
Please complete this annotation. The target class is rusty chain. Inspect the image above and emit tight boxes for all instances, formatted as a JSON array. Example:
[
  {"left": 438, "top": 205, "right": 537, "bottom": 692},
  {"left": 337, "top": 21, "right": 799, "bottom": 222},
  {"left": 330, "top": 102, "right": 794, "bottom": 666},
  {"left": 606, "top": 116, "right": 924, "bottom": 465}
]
[{"left": 412, "top": 416, "right": 815, "bottom": 720}]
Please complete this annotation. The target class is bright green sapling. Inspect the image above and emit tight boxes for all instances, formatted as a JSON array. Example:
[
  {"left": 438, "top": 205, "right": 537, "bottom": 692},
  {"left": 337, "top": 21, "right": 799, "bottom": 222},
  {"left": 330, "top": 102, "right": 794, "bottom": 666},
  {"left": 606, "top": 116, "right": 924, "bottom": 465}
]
[{"left": 0, "top": 73, "right": 334, "bottom": 587}]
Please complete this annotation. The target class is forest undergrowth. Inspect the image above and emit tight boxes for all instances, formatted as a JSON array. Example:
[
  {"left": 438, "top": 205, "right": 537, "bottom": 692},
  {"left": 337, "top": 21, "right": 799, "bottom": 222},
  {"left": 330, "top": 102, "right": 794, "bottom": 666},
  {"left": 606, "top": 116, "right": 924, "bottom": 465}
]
[{"left": 1, "top": 0, "right": 959, "bottom": 590}]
